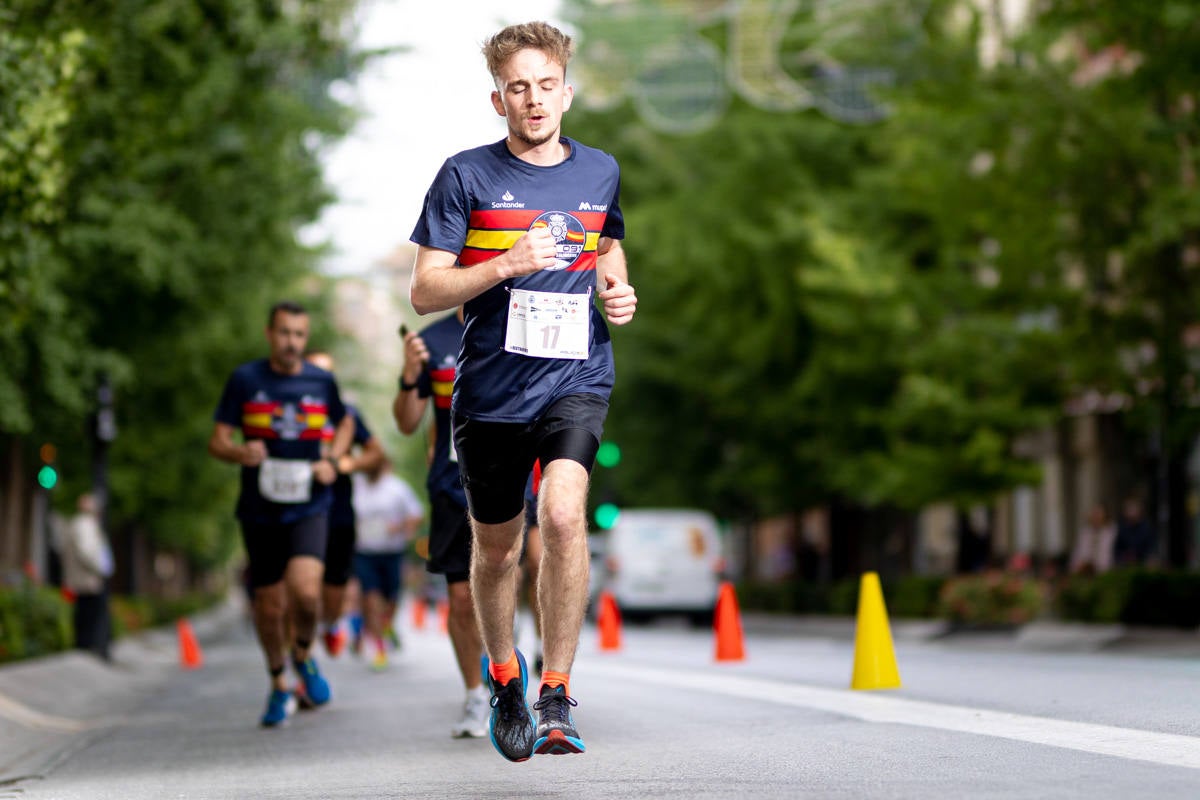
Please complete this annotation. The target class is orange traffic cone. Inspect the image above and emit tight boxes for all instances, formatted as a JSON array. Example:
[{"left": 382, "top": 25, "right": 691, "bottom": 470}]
[
  {"left": 713, "top": 581, "right": 746, "bottom": 662},
  {"left": 437, "top": 599, "right": 450, "bottom": 634},
  {"left": 411, "top": 598, "right": 427, "bottom": 630},
  {"left": 177, "top": 618, "right": 204, "bottom": 670},
  {"left": 597, "top": 591, "right": 622, "bottom": 651}
]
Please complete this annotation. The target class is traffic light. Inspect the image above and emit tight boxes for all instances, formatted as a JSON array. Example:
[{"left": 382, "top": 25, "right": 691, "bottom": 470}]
[
  {"left": 596, "top": 441, "right": 621, "bottom": 469},
  {"left": 37, "top": 442, "right": 58, "bottom": 489}
]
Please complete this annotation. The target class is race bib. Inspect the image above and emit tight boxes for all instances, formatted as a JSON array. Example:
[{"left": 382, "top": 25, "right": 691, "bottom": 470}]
[
  {"left": 504, "top": 288, "right": 590, "bottom": 360},
  {"left": 258, "top": 458, "right": 312, "bottom": 504}
]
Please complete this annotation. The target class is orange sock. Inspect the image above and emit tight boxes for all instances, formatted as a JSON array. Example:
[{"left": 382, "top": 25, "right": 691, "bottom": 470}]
[
  {"left": 541, "top": 670, "right": 570, "bottom": 694},
  {"left": 489, "top": 652, "right": 521, "bottom": 686}
]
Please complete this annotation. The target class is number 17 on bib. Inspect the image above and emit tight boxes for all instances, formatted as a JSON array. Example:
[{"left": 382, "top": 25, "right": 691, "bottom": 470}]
[{"left": 504, "top": 288, "right": 590, "bottom": 360}]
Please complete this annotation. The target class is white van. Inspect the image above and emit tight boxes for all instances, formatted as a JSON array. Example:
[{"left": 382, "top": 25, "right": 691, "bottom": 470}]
[{"left": 599, "top": 508, "right": 725, "bottom": 626}]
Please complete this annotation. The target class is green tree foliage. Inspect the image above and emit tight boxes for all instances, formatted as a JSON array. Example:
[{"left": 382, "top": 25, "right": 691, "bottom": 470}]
[
  {"left": 565, "top": 1, "right": 1059, "bottom": 520},
  {"left": 0, "top": 19, "right": 90, "bottom": 434},
  {"left": 2, "top": 0, "right": 363, "bottom": 568},
  {"left": 870, "top": 0, "right": 1200, "bottom": 562}
]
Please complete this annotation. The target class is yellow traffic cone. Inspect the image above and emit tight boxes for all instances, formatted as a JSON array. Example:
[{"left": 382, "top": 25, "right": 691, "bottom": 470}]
[{"left": 850, "top": 572, "right": 901, "bottom": 690}]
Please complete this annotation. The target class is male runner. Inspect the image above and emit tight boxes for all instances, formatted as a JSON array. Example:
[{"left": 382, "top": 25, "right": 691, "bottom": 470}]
[
  {"left": 305, "top": 350, "right": 385, "bottom": 659},
  {"left": 408, "top": 21, "right": 637, "bottom": 761},
  {"left": 393, "top": 307, "right": 490, "bottom": 739},
  {"left": 209, "top": 301, "right": 353, "bottom": 727}
]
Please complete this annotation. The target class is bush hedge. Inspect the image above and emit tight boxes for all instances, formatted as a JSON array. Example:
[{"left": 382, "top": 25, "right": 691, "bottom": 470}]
[
  {"left": 739, "top": 575, "right": 947, "bottom": 619},
  {"left": 938, "top": 571, "right": 1044, "bottom": 626},
  {"left": 740, "top": 568, "right": 1200, "bottom": 629},
  {"left": 0, "top": 581, "right": 73, "bottom": 662},
  {"left": 0, "top": 584, "right": 223, "bottom": 664},
  {"left": 1055, "top": 568, "right": 1200, "bottom": 628}
]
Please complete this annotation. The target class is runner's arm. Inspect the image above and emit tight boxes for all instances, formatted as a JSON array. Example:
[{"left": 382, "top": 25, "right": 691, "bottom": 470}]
[
  {"left": 393, "top": 388, "right": 428, "bottom": 435},
  {"left": 329, "top": 413, "right": 355, "bottom": 459},
  {"left": 596, "top": 238, "right": 636, "bottom": 326},
  {"left": 409, "top": 228, "right": 557, "bottom": 314},
  {"left": 338, "top": 435, "right": 384, "bottom": 476},
  {"left": 207, "top": 422, "right": 264, "bottom": 466},
  {"left": 394, "top": 329, "right": 431, "bottom": 434}
]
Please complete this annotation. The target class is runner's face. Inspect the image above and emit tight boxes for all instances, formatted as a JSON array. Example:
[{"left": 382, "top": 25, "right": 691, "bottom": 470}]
[
  {"left": 267, "top": 312, "right": 309, "bottom": 372},
  {"left": 491, "top": 48, "right": 573, "bottom": 148}
]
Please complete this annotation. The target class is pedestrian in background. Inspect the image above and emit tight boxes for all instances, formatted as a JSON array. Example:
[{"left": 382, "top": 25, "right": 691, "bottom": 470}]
[
  {"left": 1069, "top": 503, "right": 1117, "bottom": 575},
  {"left": 1114, "top": 496, "right": 1157, "bottom": 567},
  {"left": 408, "top": 20, "right": 638, "bottom": 761},
  {"left": 60, "top": 492, "right": 114, "bottom": 661},
  {"left": 351, "top": 455, "right": 422, "bottom": 671}
]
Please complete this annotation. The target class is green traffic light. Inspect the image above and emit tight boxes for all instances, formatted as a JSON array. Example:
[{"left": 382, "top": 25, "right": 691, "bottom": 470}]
[
  {"left": 596, "top": 441, "right": 621, "bottom": 468},
  {"left": 37, "top": 465, "right": 58, "bottom": 490},
  {"left": 594, "top": 502, "right": 620, "bottom": 530}
]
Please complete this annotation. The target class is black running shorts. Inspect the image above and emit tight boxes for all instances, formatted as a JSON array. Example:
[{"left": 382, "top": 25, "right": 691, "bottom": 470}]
[
  {"left": 452, "top": 393, "right": 606, "bottom": 526},
  {"left": 427, "top": 491, "right": 472, "bottom": 585},
  {"left": 240, "top": 512, "right": 329, "bottom": 589},
  {"left": 323, "top": 521, "right": 356, "bottom": 587}
]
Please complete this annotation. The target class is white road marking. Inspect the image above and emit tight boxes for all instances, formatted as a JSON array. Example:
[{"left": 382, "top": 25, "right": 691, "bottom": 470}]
[{"left": 590, "top": 663, "right": 1200, "bottom": 770}]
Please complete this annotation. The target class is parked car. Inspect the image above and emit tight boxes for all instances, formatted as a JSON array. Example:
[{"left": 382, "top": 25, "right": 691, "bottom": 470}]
[{"left": 598, "top": 508, "right": 725, "bottom": 626}]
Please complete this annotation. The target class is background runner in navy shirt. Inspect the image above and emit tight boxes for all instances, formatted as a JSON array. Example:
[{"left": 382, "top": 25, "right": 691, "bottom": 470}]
[
  {"left": 306, "top": 349, "right": 386, "bottom": 660},
  {"left": 394, "top": 308, "right": 490, "bottom": 739},
  {"left": 208, "top": 301, "right": 352, "bottom": 727}
]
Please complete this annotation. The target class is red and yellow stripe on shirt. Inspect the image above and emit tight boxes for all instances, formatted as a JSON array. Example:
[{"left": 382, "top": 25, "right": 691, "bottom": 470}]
[
  {"left": 460, "top": 209, "right": 606, "bottom": 272},
  {"left": 241, "top": 400, "right": 328, "bottom": 439},
  {"left": 242, "top": 401, "right": 278, "bottom": 438},
  {"left": 298, "top": 402, "right": 328, "bottom": 439},
  {"left": 430, "top": 367, "right": 455, "bottom": 410}
]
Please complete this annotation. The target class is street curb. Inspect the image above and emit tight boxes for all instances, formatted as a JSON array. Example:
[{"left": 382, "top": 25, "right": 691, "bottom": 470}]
[{"left": 0, "top": 593, "right": 244, "bottom": 787}]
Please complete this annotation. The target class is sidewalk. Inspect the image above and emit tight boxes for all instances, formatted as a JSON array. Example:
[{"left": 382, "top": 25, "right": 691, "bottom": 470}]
[
  {"left": 0, "top": 594, "right": 244, "bottom": 786},
  {"left": 741, "top": 611, "right": 1200, "bottom": 656}
]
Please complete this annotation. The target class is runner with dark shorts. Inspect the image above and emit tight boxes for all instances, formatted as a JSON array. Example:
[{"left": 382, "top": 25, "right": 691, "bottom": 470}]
[
  {"left": 408, "top": 21, "right": 638, "bottom": 762},
  {"left": 393, "top": 307, "right": 489, "bottom": 738},
  {"left": 306, "top": 350, "right": 384, "bottom": 659},
  {"left": 209, "top": 301, "right": 353, "bottom": 727}
]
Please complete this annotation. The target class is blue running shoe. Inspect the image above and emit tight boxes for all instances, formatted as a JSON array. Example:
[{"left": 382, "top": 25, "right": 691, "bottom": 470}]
[
  {"left": 533, "top": 684, "right": 586, "bottom": 755},
  {"left": 293, "top": 656, "right": 331, "bottom": 707},
  {"left": 260, "top": 689, "right": 297, "bottom": 728},
  {"left": 481, "top": 650, "right": 535, "bottom": 762}
]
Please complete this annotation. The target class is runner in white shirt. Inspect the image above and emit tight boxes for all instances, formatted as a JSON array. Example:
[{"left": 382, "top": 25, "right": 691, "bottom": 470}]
[{"left": 352, "top": 457, "right": 423, "bottom": 670}]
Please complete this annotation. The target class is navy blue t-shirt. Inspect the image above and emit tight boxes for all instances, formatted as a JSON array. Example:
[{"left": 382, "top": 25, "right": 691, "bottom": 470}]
[
  {"left": 213, "top": 359, "right": 346, "bottom": 524},
  {"left": 329, "top": 406, "right": 372, "bottom": 527},
  {"left": 416, "top": 313, "right": 468, "bottom": 508},
  {"left": 410, "top": 137, "right": 625, "bottom": 423}
]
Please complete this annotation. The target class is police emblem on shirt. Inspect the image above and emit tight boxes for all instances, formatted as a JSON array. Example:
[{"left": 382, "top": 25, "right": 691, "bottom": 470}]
[{"left": 530, "top": 211, "right": 587, "bottom": 271}]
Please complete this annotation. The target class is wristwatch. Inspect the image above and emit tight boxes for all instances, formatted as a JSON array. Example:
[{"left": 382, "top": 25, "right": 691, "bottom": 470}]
[{"left": 398, "top": 374, "right": 420, "bottom": 391}]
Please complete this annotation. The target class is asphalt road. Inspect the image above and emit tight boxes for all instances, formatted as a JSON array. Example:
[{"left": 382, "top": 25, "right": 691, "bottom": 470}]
[{"left": 3, "top": 602, "right": 1200, "bottom": 799}]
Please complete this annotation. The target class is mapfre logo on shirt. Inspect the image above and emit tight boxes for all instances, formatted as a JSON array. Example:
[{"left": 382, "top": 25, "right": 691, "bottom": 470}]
[{"left": 530, "top": 211, "right": 587, "bottom": 271}]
